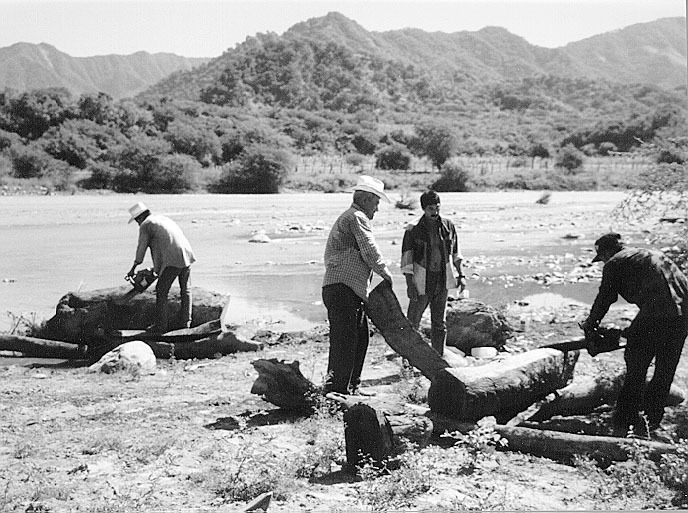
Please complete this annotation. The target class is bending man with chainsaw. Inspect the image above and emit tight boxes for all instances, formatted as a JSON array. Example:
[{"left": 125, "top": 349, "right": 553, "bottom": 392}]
[
  {"left": 127, "top": 202, "right": 196, "bottom": 333},
  {"left": 581, "top": 232, "right": 688, "bottom": 434}
]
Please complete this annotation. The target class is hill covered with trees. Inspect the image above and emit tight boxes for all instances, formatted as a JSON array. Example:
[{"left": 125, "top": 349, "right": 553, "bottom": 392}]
[{"left": 0, "top": 13, "right": 685, "bottom": 195}]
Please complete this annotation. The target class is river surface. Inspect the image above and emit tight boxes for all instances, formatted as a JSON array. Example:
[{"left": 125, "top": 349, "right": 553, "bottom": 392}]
[{"left": 0, "top": 191, "right": 628, "bottom": 334}]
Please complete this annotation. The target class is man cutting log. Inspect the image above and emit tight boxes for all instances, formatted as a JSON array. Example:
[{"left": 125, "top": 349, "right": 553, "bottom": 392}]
[
  {"left": 126, "top": 202, "right": 196, "bottom": 334},
  {"left": 581, "top": 232, "right": 688, "bottom": 435}
]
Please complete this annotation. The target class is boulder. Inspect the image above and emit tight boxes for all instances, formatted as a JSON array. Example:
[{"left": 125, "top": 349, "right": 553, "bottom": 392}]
[
  {"left": 439, "top": 298, "right": 512, "bottom": 353},
  {"left": 89, "top": 340, "right": 156, "bottom": 374},
  {"left": 44, "top": 285, "right": 228, "bottom": 344}
]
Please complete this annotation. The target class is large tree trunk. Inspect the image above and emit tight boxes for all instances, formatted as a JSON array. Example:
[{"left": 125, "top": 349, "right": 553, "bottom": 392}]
[
  {"left": 0, "top": 334, "right": 85, "bottom": 359},
  {"left": 428, "top": 347, "right": 579, "bottom": 422},
  {"left": 366, "top": 281, "right": 449, "bottom": 380},
  {"left": 44, "top": 285, "right": 228, "bottom": 343}
]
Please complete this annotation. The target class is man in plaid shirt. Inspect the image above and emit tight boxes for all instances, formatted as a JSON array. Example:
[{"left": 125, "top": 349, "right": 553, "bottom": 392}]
[{"left": 322, "top": 176, "right": 393, "bottom": 395}]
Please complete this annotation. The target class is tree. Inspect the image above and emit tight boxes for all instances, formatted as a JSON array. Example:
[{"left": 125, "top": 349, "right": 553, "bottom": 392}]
[
  {"left": 413, "top": 124, "right": 459, "bottom": 169},
  {"left": 554, "top": 144, "right": 584, "bottom": 174},
  {"left": 375, "top": 145, "right": 410, "bottom": 171},
  {"left": 212, "top": 145, "right": 293, "bottom": 194}
]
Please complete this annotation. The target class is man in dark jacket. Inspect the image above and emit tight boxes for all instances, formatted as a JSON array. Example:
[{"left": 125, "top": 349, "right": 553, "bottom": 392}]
[
  {"left": 582, "top": 232, "right": 688, "bottom": 433},
  {"left": 401, "top": 191, "right": 466, "bottom": 356}
]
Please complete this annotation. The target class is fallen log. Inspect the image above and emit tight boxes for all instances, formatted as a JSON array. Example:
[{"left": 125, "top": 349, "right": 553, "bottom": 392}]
[
  {"left": 250, "top": 359, "right": 319, "bottom": 412},
  {"left": 528, "top": 371, "right": 686, "bottom": 422},
  {"left": 428, "top": 347, "right": 579, "bottom": 422},
  {"left": 88, "top": 322, "right": 261, "bottom": 361},
  {"left": 342, "top": 403, "right": 680, "bottom": 469},
  {"left": 366, "top": 281, "right": 449, "bottom": 380},
  {"left": 0, "top": 334, "right": 85, "bottom": 359}
]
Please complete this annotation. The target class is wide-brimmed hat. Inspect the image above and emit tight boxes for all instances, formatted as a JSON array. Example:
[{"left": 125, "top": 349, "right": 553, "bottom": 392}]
[
  {"left": 592, "top": 232, "right": 623, "bottom": 262},
  {"left": 351, "top": 175, "right": 390, "bottom": 203},
  {"left": 128, "top": 202, "right": 149, "bottom": 224}
]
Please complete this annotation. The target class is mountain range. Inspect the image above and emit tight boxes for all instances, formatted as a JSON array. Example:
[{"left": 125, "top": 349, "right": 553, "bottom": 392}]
[
  {"left": 0, "top": 43, "right": 208, "bottom": 99},
  {"left": 0, "top": 13, "right": 684, "bottom": 101}
]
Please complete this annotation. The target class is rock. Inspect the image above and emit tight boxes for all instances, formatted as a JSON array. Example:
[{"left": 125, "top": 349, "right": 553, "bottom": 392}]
[
  {"left": 89, "top": 340, "right": 156, "bottom": 374},
  {"left": 442, "top": 298, "right": 512, "bottom": 353},
  {"left": 44, "top": 285, "right": 229, "bottom": 344},
  {"left": 249, "top": 231, "right": 271, "bottom": 243}
]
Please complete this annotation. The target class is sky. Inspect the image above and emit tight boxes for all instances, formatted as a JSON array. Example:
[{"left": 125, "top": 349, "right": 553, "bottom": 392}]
[{"left": 0, "top": 0, "right": 685, "bottom": 58}]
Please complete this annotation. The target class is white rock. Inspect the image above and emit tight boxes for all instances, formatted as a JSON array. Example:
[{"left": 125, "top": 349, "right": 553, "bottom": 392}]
[{"left": 89, "top": 340, "right": 156, "bottom": 374}]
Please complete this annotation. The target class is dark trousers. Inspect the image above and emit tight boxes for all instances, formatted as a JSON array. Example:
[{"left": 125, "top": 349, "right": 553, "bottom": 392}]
[
  {"left": 155, "top": 266, "right": 192, "bottom": 332},
  {"left": 322, "top": 283, "right": 369, "bottom": 394},
  {"left": 406, "top": 271, "right": 448, "bottom": 355},
  {"left": 615, "top": 316, "right": 686, "bottom": 428}
]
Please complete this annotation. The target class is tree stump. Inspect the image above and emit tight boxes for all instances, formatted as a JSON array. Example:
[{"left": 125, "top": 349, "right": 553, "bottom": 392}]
[
  {"left": 344, "top": 403, "right": 395, "bottom": 469},
  {"left": 44, "top": 285, "right": 228, "bottom": 343},
  {"left": 250, "top": 359, "right": 319, "bottom": 413}
]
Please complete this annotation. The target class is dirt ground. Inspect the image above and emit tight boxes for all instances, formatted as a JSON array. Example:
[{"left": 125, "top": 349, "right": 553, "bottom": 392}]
[{"left": 2, "top": 191, "right": 688, "bottom": 511}]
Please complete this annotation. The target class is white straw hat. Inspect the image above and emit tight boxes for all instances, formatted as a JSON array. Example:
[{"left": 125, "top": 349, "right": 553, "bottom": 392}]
[
  {"left": 351, "top": 175, "right": 390, "bottom": 203},
  {"left": 128, "top": 202, "right": 148, "bottom": 223}
]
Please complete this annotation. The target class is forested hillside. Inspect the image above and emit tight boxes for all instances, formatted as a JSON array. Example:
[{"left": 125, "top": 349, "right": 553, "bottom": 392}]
[{"left": 0, "top": 13, "right": 685, "bottom": 195}]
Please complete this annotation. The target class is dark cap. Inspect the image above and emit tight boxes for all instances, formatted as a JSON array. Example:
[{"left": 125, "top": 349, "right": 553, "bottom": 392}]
[{"left": 592, "top": 232, "right": 623, "bottom": 262}]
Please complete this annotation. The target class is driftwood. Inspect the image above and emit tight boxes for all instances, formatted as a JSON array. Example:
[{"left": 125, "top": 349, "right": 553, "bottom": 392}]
[
  {"left": 527, "top": 371, "right": 686, "bottom": 422},
  {"left": 0, "top": 334, "right": 85, "bottom": 359},
  {"left": 444, "top": 298, "right": 512, "bottom": 352},
  {"left": 44, "top": 285, "right": 228, "bottom": 343},
  {"left": 366, "top": 281, "right": 449, "bottom": 380},
  {"left": 428, "top": 347, "right": 579, "bottom": 422},
  {"left": 86, "top": 320, "right": 262, "bottom": 361},
  {"left": 250, "top": 359, "right": 319, "bottom": 412}
]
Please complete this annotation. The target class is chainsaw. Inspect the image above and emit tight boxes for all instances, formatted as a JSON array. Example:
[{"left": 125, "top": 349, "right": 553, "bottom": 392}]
[
  {"left": 544, "top": 325, "right": 626, "bottom": 356},
  {"left": 125, "top": 268, "right": 158, "bottom": 293}
]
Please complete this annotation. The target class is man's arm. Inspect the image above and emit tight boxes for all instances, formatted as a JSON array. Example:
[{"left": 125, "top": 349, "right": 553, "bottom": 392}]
[
  {"left": 127, "top": 226, "right": 150, "bottom": 278},
  {"left": 401, "top": 227, "right": 418, "bottom": 299},
  {"left": 583, "top": 264, "right": 619, "bottom": 329},
  {"left": 352, "top": 212, "right": 392, "bottom": 283}
]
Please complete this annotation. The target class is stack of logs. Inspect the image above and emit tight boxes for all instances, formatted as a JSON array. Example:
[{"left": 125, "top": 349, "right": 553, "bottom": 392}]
[{"left": 251, "top": 281, "right": 684, "bottom": 469}]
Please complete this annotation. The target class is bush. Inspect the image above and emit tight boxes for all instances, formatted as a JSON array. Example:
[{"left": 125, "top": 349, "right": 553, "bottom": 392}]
[
  {"left": 431, "top": 161, "right": 472, "bottom": 192},
  {"left": 554, "top": 144, "right": 585, "bottom": 174},
  {"left": 81, "top": 162, "right": 118, "bottom": 189},
  {"left": 212, "top": 146, "right": 293, "bottom": 194},
  {"left": 145, "top": 154, "right": 200, "bottom": 193},
  {"left": 375, "top": 146, "right": 411, "bottom": 171},
  {"left": 10, "top": 145, "right": 55, "bottom": 178}
]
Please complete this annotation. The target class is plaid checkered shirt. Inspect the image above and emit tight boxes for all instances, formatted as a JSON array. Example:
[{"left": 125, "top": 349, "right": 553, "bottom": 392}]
[{"left": 322, "top": 204, "right": 388, "bottom": 300}]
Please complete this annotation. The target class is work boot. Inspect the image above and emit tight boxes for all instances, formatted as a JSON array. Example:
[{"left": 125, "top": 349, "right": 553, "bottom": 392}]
[{"left": 430, "top": 328, "right": 447, "bottom": 357}]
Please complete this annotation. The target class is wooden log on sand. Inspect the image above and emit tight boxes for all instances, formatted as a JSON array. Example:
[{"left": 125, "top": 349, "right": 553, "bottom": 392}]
[
  {"left": 89, "top": 320, "right": 262, "bottom": 361},
  {"left": 527, "top": 371, "right": 686, "bottom": 422},
  {"left": 0, "top": 334, "right": 85, "bottom": 359},
  {"left": 339, "top": 400, "right": 679, "bottom": 469},
  {"left": 428, "top": 348, "right": 579, "bottom": 422},
  {"left": 366, "top": 281, "right": 449, "bottom": 380},
  {"left": 250, "top": 359, "right": 319, "bottom": 412}
]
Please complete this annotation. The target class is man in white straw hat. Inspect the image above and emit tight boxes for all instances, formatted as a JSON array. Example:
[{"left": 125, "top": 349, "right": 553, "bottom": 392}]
[
  {"left": 126, "top": 202, "right": 196, "bottom": 333},
  {"left": 321, "top": 175, "right": 393, "bottom": 395}
]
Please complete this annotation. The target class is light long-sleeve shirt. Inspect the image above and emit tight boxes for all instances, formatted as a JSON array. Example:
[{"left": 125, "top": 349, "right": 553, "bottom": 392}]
[
  {"left": 135, "top": 215, "right": 196, "bottom": 274},
  {"left": 322, "top": 204, "right": 388, "bottom": 300}
]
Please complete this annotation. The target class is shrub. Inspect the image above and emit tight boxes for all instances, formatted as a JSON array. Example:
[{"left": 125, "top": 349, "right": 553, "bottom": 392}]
[
  {"left": 10, "top": 145, "right": 55, "bottom": 178},
  {"left": 81, "top": 162, "right": 118, "bottom": 189},
  {"left": 212, "top": 146, "right": 293, "bottom": 194},
  {"left": 598, "top": 142, "right": 618, "bottom": 156},
  {"left": 431, "top": 161, "right": 472, "bottom": 192},
  {"left": 145, "top": 154, "right": 200, "bottom": 193},
  {"left": 375, "top": 145, "right": 411, "bottom": 171},
  {"left": 554, "top": 144, "right": 585, "bottom": 174}
]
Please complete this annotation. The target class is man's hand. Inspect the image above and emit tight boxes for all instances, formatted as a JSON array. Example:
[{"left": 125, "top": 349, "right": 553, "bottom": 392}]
[
  {"left": 407, "top": 283, "right": 418, "bottom": 301},
  {"left": 580, "top": 317, "right": 598, "bottom": 333},
  {"left": 456, "top": 276, "right": 467, "bottom": 292},
  {"left": 126, "top": 263, "right": 138, "bottom": 280}
]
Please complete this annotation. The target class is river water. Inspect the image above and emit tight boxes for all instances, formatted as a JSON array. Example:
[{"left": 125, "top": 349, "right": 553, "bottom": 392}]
[{"left": 0, "top": 191, "right": 627, "bottom": 334}]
